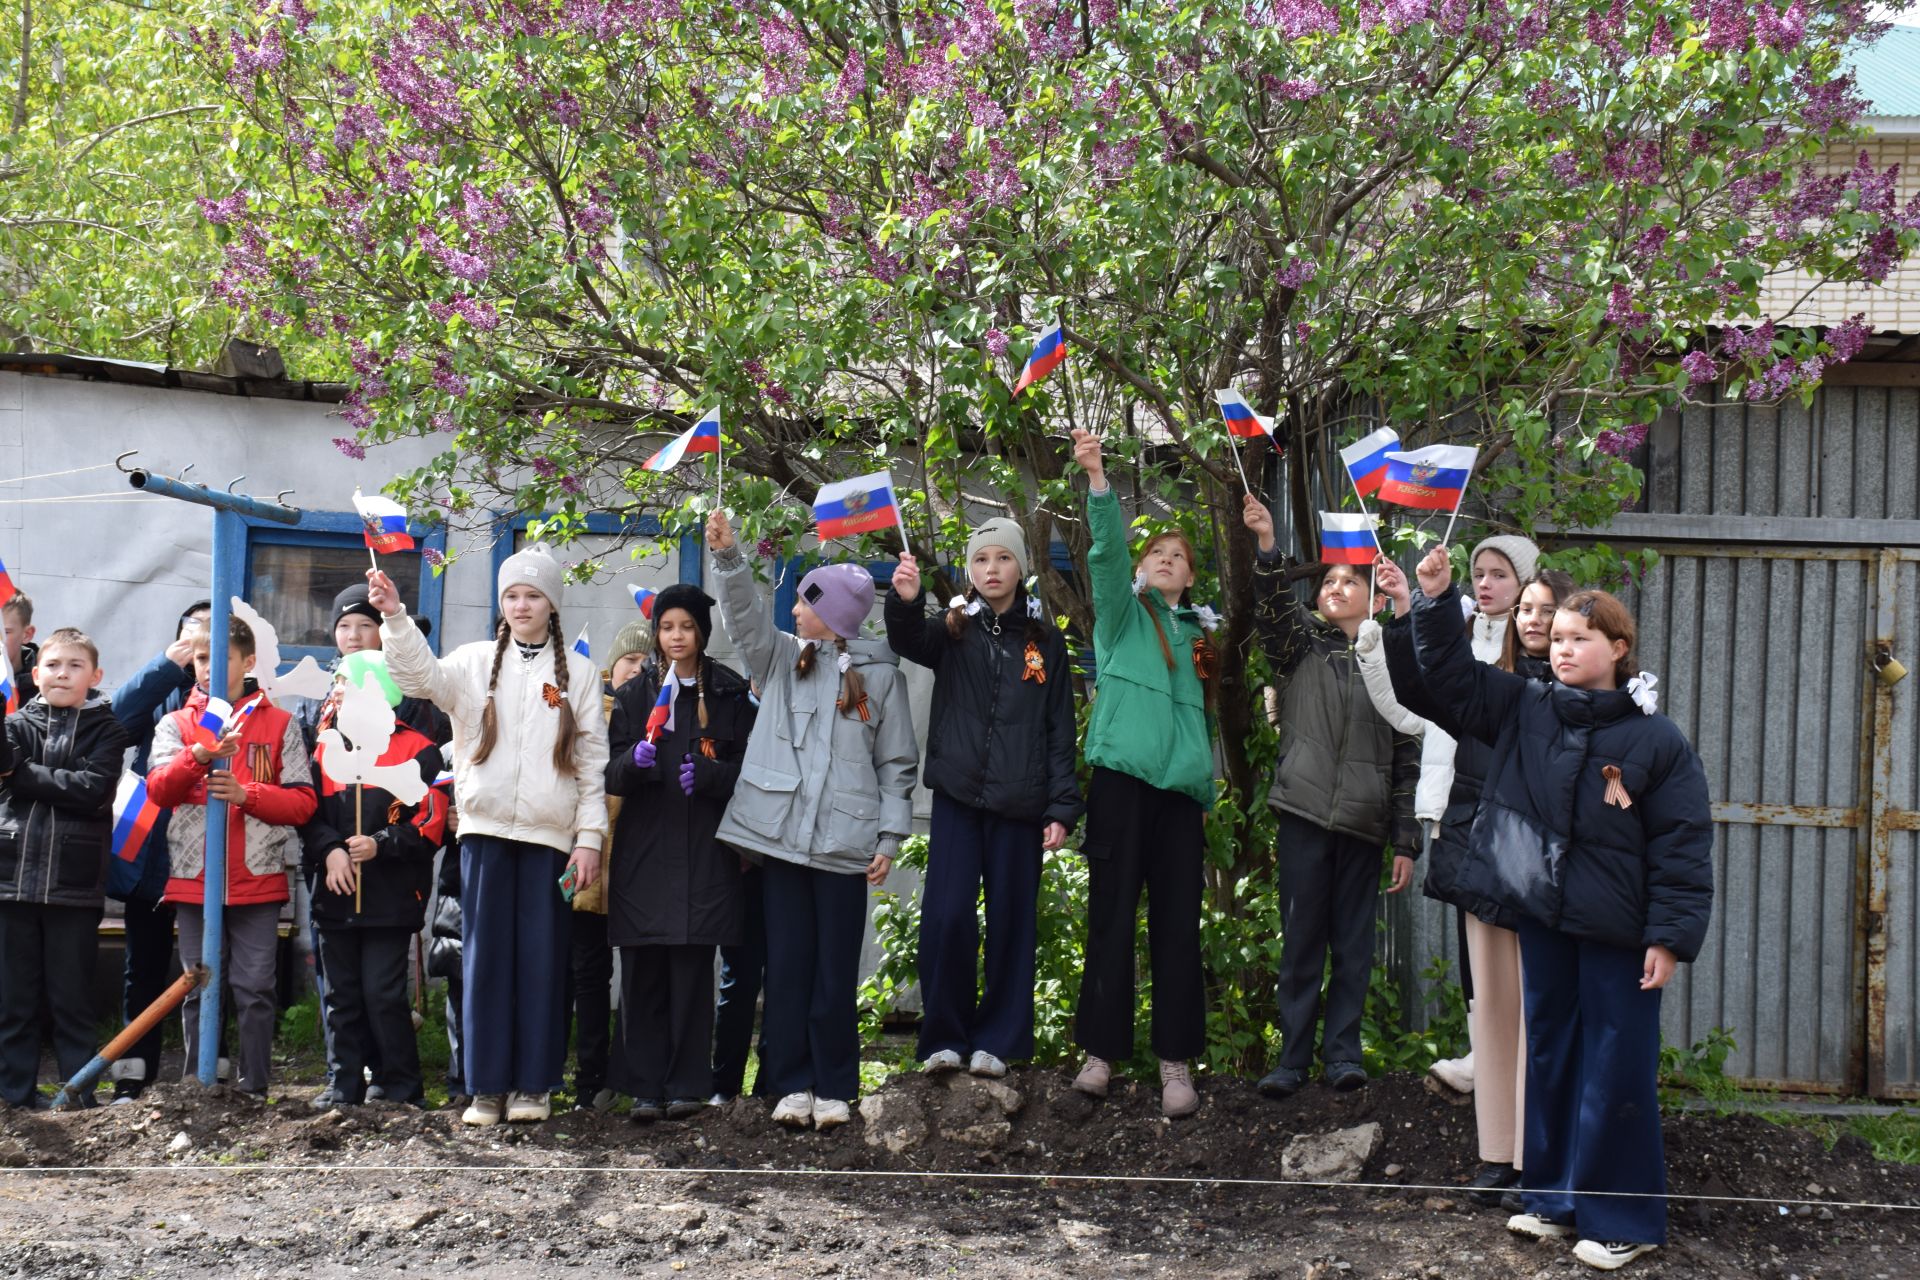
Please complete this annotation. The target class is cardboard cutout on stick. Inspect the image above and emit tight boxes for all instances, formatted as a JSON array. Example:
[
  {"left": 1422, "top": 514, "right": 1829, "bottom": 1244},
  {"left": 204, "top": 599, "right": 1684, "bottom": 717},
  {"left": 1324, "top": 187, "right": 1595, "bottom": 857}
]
[
  {"left": 229, "top": 598, "right": 334, "bottom": 702},
  {"left": 316, "top": 662, "right": 429, "bottom": 806}
]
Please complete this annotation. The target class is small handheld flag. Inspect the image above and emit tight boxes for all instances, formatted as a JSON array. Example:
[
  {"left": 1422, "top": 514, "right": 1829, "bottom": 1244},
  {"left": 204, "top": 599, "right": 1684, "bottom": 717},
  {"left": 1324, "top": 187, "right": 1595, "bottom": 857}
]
[
  {"left": 640, "top": 407, "right": 722, "bottom": 472},
  {"left": 0, "top": 556, "right": 17, "bottom": 611},
  {"left": 1214, "top": 388, "right": 1273, "bottom": 440},
  {"left": 1319, "top": 512, "right": 1381, "bottom": 566},
  {"left": 1377, "top": 444, "right": 1479, "bottom": 512},
  {"left": 1340, "top": 427, "right": 1401, "bottom": 499},
  {"left": 353, "top": 490, "right": 416, "bottom": 554},
  {"left": 632, "top": 587, "right": 659, "bottom": 619},
  {"left": 0, "top": 646, "right": 14, "bottom": 715},
  {"left": 571, "top": 625, "right": 592, "bottom": 660},
  {"left": 196, "top": 696, "right": 235, "bottom": 738},
  {"left": 1011, "top": 322, "right": 1067, "bottom": 395},
  {"left": 814, "top": 470, "right": 902, "bottom": 541},
  {"left": 111, "top": 775, "right": 163, "bottom": 863},
  {"left": 644, "top": 677, "right": 674, "bottom": 744}
]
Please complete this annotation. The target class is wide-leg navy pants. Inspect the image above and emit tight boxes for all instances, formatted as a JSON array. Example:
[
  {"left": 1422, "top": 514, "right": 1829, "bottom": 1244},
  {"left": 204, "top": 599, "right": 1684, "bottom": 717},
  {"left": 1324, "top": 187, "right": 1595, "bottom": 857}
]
[{"left": 460, "top": 836, "right": 570, "bottom": 1097}]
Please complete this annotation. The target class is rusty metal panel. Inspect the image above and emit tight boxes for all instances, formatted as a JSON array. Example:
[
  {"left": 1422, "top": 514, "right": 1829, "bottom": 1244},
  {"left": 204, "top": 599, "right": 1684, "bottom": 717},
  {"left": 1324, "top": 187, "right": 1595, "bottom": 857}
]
[{"left": 1873, "top": 554, "right": 1919, "bottom": 1095}]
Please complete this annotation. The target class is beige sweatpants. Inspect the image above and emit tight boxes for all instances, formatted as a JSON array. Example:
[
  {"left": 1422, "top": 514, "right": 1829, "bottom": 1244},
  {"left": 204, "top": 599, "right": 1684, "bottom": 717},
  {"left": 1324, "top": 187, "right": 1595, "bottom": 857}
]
[{"left": 1464, "top": 913, "right": 1528, "bottom": 1167}]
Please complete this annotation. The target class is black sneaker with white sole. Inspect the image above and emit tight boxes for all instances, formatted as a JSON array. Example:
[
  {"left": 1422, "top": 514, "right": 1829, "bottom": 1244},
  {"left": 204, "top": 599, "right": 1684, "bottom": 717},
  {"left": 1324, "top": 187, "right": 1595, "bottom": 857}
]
[{"left": 1573, "top": 1240, "right": 1658, "bottom": 1271}]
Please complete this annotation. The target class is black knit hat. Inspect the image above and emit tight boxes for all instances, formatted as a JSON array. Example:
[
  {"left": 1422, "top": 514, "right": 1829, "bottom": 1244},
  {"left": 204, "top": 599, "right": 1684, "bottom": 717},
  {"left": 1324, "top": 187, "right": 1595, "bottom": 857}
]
[
  {"left": 651, "top": 584, "right": 717, "bottom": 646},
  {"left": 332, "top": 583, "right": 382, "bottom": 628}
]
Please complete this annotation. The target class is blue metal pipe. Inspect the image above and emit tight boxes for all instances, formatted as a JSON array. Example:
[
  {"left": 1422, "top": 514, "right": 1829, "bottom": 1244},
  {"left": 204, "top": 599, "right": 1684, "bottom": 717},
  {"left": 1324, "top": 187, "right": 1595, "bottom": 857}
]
[
  {"left": 198, "top": 518, "right": 238, "bottom": 1087},
  {"left": 126, "top": 468, "right": 301, "bottom": 525}
]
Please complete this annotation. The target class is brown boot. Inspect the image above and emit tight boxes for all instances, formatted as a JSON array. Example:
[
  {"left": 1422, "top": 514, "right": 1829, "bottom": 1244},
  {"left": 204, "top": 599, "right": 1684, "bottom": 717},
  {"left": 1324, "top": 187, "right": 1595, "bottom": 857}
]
[
  {"left": 1159, "top": 1059, "right": 1199, "bottom": 1118},
  {"left": 1072, "top": 1054, "right": 1111, "bottom": 1097}
]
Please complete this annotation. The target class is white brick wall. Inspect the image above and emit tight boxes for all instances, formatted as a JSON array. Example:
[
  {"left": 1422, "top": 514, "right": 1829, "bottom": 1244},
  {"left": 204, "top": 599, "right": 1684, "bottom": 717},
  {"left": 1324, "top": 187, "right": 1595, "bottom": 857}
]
[{"left": 1755, "top": 134, "right": 1920, "bottom": 334}]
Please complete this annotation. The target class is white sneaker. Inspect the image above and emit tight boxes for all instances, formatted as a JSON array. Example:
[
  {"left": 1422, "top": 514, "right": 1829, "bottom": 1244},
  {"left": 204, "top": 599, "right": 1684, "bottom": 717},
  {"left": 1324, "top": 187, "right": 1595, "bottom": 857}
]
[
  {"left": 923, "top": 1049, "right": 963, "bottom": 1075},
  {"left": 771, "top": 1090, "right": 814, "bottom": 1128},
  {"left": 812, "top": 1098, "right": 851, "bottom": 1129},
  {"left": 1507, "top": 1213, "right": 1575, "bottom": 1241},
  {"left": 462, "top": 1094, "right": 505, "bottom": 1127},
  {"left": 1573, "top": 1241, "right": 1658, "bottom": 1271},
  {"left": 1430, "top": 1050, "right": 1475, "bottom": 1094},
  {"left": 968, "top": 1051, "right": 1008, "bottom": 1078},
  {"left": 505, "top": 1091, "right": 551, "bottom": 1123}
]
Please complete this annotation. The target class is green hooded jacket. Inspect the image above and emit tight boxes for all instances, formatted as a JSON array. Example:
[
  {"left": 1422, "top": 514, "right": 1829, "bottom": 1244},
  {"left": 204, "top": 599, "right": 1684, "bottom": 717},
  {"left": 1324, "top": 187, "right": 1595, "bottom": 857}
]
[{"left": 1080, "top": 486, "right": 1216, "bottom": 808}]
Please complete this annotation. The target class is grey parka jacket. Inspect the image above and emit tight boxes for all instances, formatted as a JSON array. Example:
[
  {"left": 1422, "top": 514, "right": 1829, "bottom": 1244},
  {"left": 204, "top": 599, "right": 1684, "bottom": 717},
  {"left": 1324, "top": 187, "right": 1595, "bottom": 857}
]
[{"left": 709, "top": 545, "right": 919, "bottom": 875}]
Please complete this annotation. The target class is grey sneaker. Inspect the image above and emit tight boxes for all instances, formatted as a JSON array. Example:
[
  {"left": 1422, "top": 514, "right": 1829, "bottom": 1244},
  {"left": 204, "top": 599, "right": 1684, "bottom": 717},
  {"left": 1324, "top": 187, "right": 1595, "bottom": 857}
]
[
  {"left": 1072, "top": 1055, "right": 1111, "bottom": 1097},
  {"left": 922, "top": 1049, "right": 963, "bottom": 1075},
  {"left": 1159, "top": 1059, "right": 1199, "bottom": 1118},
  {"left": 968, "top": 1051, "right": 1008, "bottom": 1078}
]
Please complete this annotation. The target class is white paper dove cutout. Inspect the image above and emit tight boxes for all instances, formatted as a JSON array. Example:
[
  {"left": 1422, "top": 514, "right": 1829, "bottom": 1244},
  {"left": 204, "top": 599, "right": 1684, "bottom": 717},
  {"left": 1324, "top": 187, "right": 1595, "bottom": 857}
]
[
  {"left": 230, "top": 598, "right": 334, "bottom": 701},
  {"left": 316, "top": 673, "right": 430, "bottom": 806}
]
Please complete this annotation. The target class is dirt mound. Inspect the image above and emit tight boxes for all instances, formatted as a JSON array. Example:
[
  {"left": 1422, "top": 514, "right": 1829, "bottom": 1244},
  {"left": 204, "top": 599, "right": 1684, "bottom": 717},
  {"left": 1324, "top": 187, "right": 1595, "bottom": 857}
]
[{"left": 3, "top": 1071, "right": 1916, "bottom": 1279}]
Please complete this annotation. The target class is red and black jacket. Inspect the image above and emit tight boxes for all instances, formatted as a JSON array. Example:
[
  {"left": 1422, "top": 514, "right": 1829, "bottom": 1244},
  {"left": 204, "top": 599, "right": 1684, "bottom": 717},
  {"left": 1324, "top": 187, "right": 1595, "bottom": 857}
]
[{"left": 300, "top": 721, "right": 446, "bottom": 931}]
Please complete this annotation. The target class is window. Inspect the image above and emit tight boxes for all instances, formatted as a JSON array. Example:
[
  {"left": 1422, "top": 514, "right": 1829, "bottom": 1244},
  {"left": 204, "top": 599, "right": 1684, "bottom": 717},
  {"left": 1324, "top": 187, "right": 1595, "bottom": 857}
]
[{"left": 226, "top": 510, "right": 446, "bottom": 667}]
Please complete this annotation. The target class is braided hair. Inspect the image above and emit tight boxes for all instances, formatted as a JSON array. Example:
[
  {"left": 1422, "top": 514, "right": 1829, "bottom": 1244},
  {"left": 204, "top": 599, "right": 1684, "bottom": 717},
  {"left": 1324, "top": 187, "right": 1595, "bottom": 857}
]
[
  {"left": 795, "top": 636, "right": 869, "bottom": 719},
  {"left": 467, "top": 612, "right": 580, "bottom": 773},
  {"left": 1136, "top": 531, "right": 1218, "bottom": 715}
]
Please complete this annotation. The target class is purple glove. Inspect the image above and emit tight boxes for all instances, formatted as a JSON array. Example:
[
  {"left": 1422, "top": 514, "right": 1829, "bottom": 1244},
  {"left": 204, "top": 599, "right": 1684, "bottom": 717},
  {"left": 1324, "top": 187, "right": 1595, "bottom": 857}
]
[
  {"left": 632, "top": 739, "right": 658, "bottom": 770},
  {"left": 679, "top": 754, "right": 698, "bottom": 796}
]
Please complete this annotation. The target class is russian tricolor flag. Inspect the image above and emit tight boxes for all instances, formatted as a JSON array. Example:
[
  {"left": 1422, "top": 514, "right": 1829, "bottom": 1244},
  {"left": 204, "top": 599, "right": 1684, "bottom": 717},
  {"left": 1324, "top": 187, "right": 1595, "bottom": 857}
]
[
  {"left": 112, "top": 775, "right": 163, "bottom": 863},
  {"left": 0, "top": 556, "right": 17, "bottom": 610},
  {"left": 1378, "top": 444, "right": 1479, "bottom": 511},
  {"left": 640, "top": 407, "right": 722, "bottom": 472},
  {"left": 813, "top": 470, "right": 901, "bottom": 541},
  {"left": 644, "top": 677, "right": 674, "bottom": 744},
  {"left": 1214, "top": 388, "right": 1273, "bottom": 439},
  {"left": 1340, "top": 427, "right": 1401, "bottom": 498},
  {"left": 1319, "top": 512, "right": 1380, "bottom": 566},
  {"left": 571, "top": 625, "right": 591, "bottom": 660},
  {"left": 632, "top": 587, "right": 658, "bottom": 619},
  {"left": 353, "top": 490, "right": 416, "bottom": 554},
  {"left": 196, "top": 696, "right": 235, "bottom": 738},
  {"left": 0, "top": 646, "right": 14, "bottom": 716},
  {"left": 1011, "top": 322, "right": 1067, "bottom": 396}
]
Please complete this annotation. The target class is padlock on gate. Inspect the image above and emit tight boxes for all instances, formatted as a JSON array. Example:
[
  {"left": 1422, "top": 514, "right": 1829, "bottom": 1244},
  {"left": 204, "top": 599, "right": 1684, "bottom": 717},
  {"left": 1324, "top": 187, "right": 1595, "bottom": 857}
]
[{"left": 1873, "top": 643, "right": 1908, "bottom": 687}]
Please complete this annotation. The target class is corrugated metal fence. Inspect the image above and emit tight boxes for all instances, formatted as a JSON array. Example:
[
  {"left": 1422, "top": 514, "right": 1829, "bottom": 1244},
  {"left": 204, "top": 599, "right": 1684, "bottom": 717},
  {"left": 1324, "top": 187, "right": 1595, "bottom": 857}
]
[{"left": 1377, "top": 372, "right": 1920, "bottom": 1098}]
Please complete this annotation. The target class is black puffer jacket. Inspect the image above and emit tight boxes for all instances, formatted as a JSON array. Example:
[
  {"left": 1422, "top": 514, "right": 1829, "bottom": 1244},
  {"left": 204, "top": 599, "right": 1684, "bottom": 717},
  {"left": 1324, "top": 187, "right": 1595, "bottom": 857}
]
[
  {"left": 0, "top": 696, "right": 133, "bottom": 909},
  {"left": 1410, "top": 586, "right": 1714, "bottom": 960},
  {"left": 1380, "top": 617, "right": 1551, "bottom": 925},
  {"left": 604, "top": 658, "right": 756, "bottom": 948},
  {"left": 883, "top": 590, "right": 1082, "bottom": 829}
]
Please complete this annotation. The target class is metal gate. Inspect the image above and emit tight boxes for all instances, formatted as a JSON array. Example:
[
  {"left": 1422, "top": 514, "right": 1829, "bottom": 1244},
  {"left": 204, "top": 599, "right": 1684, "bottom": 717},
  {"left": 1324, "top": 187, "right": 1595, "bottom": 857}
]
[{"left": 1627, "top": 544, "right": 1918, "bottom": 1097}]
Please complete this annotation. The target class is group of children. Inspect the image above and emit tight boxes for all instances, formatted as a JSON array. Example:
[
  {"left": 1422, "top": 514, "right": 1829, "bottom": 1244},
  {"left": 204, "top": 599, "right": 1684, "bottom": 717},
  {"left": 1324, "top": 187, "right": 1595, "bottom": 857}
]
[{"left": 0, "top": 432, "right": 1712, "bottom": 1271}]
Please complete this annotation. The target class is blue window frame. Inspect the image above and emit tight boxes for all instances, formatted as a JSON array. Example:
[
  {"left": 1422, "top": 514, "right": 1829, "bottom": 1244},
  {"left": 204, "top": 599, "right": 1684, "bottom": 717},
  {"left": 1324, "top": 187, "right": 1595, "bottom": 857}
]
[
  {"left": 226, "top": 509, "right": 447, "bottom": 669},
  {"left": 488, "top": 511, "right": 705, "bottom": 626}
]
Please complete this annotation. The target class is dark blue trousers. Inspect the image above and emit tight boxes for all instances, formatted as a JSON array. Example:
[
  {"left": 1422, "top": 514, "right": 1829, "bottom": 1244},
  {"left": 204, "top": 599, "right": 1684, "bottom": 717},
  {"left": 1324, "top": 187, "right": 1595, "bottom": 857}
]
[
  {"left": 917, "top": 791, "right": 1042, "bottom": 1062},
  {"left": 712, "top": 864, "right": 768, "bottom": 1098},
  {"left": 759, "top": 857, "right": 867, "bottom": 1102},
  {"left": 1516, "top": 920, "right": 1668, "bottom": 1245},
  {"left": 460, "top": 836, "right": 570, "bottom": 1096}
]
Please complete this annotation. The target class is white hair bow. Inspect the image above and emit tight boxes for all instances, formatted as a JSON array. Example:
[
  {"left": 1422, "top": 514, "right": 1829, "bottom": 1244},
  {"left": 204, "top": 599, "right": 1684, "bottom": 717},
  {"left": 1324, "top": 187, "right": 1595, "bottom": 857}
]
[
  {"left": 1626, "top": 671, "right": 1659, "bottom": 716},
  {"left": 1192, "top": 604, "right": 1222, "bottom": 633},
  {"left": 1026, "top": 594, "right": 1045, "bottom": 620},
  {"left": 836, "top": 650, "right": 853, "bottom": 675},
  {"left": 948, "top": 595, "right": 985, "bottom": 617}
]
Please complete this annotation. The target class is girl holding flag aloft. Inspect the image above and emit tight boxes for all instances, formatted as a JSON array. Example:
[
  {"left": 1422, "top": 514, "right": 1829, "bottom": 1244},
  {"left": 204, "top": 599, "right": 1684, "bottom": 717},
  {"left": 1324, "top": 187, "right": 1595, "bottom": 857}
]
[
  {"left": 1067, "top": 429, "right": 1219, "bottom": 1120},
  {"left": 885, "top": 518, "right": 1082, "bottom": 1081},
  {"left": 705, "top": 508, "right": 917, "bottom": 1131},
  {"left": 365, "top": 547, "right": 609, "bottom": 1127},
  {"left": 604, "top": 585, "right": 756, "bottom": 1121}
]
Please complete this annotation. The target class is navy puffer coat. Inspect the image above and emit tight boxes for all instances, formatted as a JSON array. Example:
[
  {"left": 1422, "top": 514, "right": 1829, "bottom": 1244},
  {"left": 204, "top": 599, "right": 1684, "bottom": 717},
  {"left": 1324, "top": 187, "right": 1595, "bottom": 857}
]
[{"left": 1410, "top": 586, "right": 1714, "bottom": 961}]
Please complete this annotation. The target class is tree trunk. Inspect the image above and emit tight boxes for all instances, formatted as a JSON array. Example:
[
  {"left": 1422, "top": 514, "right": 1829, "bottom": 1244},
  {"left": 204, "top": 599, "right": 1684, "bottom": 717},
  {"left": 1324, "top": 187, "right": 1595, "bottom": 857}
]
[{"left": 11, "top": 0, "right": 29, "bottom": 135}]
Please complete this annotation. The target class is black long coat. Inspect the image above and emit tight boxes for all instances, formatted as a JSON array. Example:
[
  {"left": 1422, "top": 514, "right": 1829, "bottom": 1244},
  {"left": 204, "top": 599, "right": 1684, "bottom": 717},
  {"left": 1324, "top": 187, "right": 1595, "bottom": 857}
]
[{"left": 604, "top": 659, "right": 756, "bottom": 948}]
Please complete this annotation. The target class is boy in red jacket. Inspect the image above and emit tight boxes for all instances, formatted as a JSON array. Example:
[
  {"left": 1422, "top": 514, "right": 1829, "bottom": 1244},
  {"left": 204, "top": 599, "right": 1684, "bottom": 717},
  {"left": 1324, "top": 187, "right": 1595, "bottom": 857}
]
[{"left": 148, "top": 618, "right": 316, "bottom": 1095}]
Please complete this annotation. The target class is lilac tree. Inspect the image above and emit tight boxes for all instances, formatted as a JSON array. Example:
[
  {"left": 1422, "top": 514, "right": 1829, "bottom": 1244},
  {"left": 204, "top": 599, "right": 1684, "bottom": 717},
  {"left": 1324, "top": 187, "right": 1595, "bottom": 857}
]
[{"left": 186, "top": 0, "right": 1916, "bottom": 1067}]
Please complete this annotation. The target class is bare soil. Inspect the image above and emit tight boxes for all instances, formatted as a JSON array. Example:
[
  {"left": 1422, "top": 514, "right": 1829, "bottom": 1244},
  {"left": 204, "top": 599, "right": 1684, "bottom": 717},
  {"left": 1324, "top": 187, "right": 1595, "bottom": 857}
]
[{"left": 0, "top": 1068, "right": 1914, "bottom": 1278}]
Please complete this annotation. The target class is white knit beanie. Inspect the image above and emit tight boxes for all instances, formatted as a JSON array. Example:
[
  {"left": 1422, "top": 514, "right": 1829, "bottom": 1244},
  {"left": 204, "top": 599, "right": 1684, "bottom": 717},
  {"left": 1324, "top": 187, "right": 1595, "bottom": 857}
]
[
  {"left": 1470, "top": 534, "right": 1540, "bottom": 587},
  {"left": 498, "top": 543, "right": 565, "bottom": 609},
  {"left": 965, "top": 517, "right": 1030, "bottom": 579}
]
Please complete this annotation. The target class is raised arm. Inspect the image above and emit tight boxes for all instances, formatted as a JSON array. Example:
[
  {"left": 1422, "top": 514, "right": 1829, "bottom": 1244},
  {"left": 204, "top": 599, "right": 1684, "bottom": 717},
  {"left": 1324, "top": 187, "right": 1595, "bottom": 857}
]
[
  {"left": 367, "top": 569, "right": 475, "bottom": 721},
  {"left": 882, "top": 555, "right": 950, "bottom": 670},
  {"left": 708, "top": 509, "right": 797, "bottom": 688},
  {"left": 1409, "top": 547, "right": 1526, "bottom": 746}
]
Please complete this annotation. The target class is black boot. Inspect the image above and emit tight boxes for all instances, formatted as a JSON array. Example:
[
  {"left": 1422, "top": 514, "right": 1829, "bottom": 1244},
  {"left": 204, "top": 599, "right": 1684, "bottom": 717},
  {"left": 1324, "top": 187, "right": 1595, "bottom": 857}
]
[{"left": 1467, "top": 1162, "right": 1521, "bottom": 1206}]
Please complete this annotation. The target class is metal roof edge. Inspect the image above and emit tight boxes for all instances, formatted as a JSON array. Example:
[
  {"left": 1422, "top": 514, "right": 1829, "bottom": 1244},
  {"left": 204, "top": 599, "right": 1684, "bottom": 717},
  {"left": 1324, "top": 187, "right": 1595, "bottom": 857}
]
[{"left": 0, "top": 351, "right": 346, "bottom": 404}]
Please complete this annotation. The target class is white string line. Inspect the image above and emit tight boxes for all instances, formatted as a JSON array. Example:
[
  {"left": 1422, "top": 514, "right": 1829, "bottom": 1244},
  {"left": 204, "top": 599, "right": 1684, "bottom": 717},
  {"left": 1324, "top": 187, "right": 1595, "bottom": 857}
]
[
  {"left": 0, "top": 462, "right": 121, "bottom": 487},
  {"left": 10, "top": 492, "right": 150, "bottom": 504},
  {"left": 3, "top": 1163, "right": 1915, "bottom": 1213}
]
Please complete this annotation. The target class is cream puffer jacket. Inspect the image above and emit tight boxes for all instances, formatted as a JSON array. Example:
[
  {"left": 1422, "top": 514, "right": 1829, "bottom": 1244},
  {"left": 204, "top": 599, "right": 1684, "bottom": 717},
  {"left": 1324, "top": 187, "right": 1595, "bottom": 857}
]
[
  {"left": 1353, "top": 609, "right": 1509, "bottom": 829},
  {"left": 381, "top": 611, "right": 609, "bottom": 855}
]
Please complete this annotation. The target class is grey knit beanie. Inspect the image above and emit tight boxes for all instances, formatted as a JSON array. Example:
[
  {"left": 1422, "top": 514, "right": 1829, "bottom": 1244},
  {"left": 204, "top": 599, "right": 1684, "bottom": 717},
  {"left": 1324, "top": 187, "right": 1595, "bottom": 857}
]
[
  {"left": 965, "top": 517, "right": 1030, "bottom": 580},
  {"left": 609, "top": 619, "right": 653, "bottom": 662},
  {"left": 498, "top": 543, "right": 565, "bottom": 608},
  {"left": 1470, "top": 534, "right": 1540, "bottom": 587},
  {"left": 798, "top": 562, "right": 876, "bottom": 640}
]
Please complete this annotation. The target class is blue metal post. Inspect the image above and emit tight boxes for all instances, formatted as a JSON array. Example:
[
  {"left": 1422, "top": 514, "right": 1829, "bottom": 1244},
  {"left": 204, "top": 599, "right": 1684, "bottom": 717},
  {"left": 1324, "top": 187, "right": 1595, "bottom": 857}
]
[{"left": 198, "top": 510, "right": 246, "bottom": 1086}]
